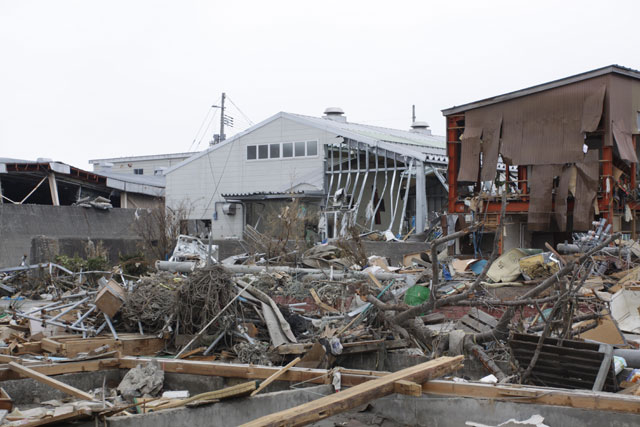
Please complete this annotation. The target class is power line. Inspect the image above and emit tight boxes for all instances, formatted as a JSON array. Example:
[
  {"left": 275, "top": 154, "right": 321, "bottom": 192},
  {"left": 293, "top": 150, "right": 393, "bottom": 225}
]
[
  {"left": 188, "top": 106, "right": 213, "bottom": 152},
  {"left": 227, "top": 96, "right": 254, "bottom": 126},
  {"left": 188, "top": 95, "right": 221, "bottom": 151}
]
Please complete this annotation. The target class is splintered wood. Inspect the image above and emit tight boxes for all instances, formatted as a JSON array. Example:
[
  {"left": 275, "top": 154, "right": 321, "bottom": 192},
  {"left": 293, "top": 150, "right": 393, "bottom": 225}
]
[{"left": 240, "top": 355, "right": 464, "bottom": 427}]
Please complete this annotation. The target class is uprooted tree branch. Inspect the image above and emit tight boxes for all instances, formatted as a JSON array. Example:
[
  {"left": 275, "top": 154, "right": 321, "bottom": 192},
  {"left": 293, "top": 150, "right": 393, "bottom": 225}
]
[{"left": 365, "top": 190, "right": 621, "bottom": 384}]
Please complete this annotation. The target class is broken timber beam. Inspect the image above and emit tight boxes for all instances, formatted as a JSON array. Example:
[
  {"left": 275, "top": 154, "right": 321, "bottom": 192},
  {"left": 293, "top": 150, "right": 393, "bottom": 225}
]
[
  {"left": 8, "top": 362, "right": 95, "bottom": 401},
  {"left": 240, "top": 355, "right": 463, "bottom": 427},
  {"left": 251, "top": 357, "right": 301, "bottom": 396}
]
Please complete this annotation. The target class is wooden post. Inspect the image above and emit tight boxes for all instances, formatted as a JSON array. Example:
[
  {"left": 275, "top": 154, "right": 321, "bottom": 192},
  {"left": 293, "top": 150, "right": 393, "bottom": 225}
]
[{"left": 8, "top": 362, "right": 95, "bottom": 401}]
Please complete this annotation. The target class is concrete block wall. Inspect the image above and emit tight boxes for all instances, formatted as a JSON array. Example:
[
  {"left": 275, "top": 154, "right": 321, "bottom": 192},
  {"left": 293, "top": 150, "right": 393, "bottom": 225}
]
[{"left": 0, "top": 204, "right": 143, "bottom": 268}]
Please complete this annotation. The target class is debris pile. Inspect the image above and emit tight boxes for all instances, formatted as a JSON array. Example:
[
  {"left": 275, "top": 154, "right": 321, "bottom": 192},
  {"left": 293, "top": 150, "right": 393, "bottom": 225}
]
[{"left": 4, "top": 207, "right": 640, "bottom": 424}]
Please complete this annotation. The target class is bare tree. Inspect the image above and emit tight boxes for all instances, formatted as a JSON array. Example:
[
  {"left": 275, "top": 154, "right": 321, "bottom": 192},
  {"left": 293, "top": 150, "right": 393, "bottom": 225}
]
[{"left": 133, "top": 201, "right": 192, "bottom": 261}]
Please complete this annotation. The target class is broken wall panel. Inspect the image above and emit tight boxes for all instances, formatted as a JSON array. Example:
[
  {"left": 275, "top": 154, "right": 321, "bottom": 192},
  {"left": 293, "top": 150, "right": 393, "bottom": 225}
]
[
  {"left": 607, "top": 74, "right": 635, "bottom": 157},
  {"left": 581, "top": 84, "right": 606, "bottom": 133},
  {"left": 465, "top": 76, "right": 610, "bottom": 166},
  {"left": 464, "top": 109, "right": 503, "bottom": 182},
  {"left": 573, "top": 150, "right": 600, "bottom": 230},
  {"left": 457, "top": 126, "right": 482, "bottom": 182},
  {"left": 527, "top": 164, "right": 561, "bottom": 231},
  {"left": 553, "top": 165, "right": 573, "bottom": 232}
]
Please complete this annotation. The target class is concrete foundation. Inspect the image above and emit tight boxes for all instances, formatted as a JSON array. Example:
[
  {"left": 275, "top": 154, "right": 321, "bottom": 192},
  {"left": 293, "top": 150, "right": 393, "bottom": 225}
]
[{"left": 4, "top": 368, "right": 639, "bottom": 427}]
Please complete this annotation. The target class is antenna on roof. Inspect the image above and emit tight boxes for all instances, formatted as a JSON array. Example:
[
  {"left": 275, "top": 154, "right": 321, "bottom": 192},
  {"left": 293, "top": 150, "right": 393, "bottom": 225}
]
[{"left": 412, "top": 105, "right": 416, "bottom": 124}]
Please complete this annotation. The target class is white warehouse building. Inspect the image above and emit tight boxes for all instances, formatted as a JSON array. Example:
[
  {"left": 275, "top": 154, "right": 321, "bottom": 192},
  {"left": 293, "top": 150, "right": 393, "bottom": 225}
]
[{"left": 165, "top": 108, "right": 449, "bottom": 240}]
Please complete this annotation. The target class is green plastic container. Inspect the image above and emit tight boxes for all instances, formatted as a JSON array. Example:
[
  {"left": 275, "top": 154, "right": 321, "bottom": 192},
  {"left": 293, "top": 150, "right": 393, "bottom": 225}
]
[{"left": 404, "top": 285, "right": 430, "bottom": 306}]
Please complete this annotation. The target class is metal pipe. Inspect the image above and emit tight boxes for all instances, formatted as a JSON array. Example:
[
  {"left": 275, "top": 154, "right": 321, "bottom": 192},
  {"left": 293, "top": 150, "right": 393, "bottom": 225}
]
[
  {"left": 71, "top": 305, "right": 96, "bottom": 327},
  {"left": 15, "top": 313, "right": 89, "bottom": 333},
  {"left": 223, "top": 264, "right": 412, "bottom": 280},
  {"left": 47, "top": 297, "right": 90, "bottom": 323},
  {"left": 203, "top": 330, "right": 227, "bottom": 356},
  {"left": 398, "top": 160, "right": 414, "bottom": 235},
  {"left": 369, "top": 146, "right": 380, "bottom": 230},
  {"left": 156, "top": 260, "right": 196, "bottom": 272},
  {"left": 370, "top": 149, "right": 389, "bottom": 230},
  {"left": 104, "top": 313, "right": 119, "bottom": 340}
]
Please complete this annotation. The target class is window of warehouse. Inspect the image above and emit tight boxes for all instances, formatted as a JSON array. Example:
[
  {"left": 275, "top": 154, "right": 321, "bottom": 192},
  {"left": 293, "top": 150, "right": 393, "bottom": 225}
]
[
  {"left": 246, "top": 141, "right": 319, "bottom": 160},
  {"left": 134, "top": 168, "right": 143, "bottom": 175}
]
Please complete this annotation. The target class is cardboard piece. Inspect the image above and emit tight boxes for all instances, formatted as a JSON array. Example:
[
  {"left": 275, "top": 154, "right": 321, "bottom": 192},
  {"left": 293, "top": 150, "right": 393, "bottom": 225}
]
[{"left": 578, "top": 315, "right": 626, "bottom": 346}]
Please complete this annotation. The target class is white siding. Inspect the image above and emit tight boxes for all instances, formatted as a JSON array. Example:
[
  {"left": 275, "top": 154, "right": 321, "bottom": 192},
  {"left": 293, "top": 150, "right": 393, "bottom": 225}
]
[
  {"left": 94, "top": 157, "right": 190, "bottom": 175},
  {"left": 166, "top": 117, "right": 336, "bottom": 239}
]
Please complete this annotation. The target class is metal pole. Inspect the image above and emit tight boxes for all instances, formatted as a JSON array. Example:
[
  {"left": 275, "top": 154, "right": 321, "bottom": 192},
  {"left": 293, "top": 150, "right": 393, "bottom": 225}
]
[
  {"left": 219, "top": 92, "right": 226, "bottom": 142},
  {"left": 371, "top": 149, "right": 389, "bottom": 230},
  {"left": 104, "top": 313, "right": 119, "bottom": 340},
  {"left": 398, "top": 160, "right": 414, "bottom": 235},
  {"left": 416, "top": 161, "right": 427, "bottom": 234}
]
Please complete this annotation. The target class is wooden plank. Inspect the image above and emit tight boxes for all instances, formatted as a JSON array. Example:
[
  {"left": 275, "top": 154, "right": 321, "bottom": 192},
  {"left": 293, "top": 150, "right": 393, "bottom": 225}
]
[
  {"left": 41, "top": 338, "right": 63, "bottom": 354},
  {"left": 0, "top": 358, "right": 119, "bottom": 381},
  {"left": 276, "top": 343, "right": 313, "bottom": 355},
  {"left": 119, "top": 356, "right": 388, "bottom": 387},
  {"left": 240, "top": 356, "right": 463, "bottom": 426},
  {"left": 422, "top": 380, "right": 640, "bottom": 414},
  {"left": 309, "top": 289, "right": 339, "bottom": 313},
  {"left": 8, "top": 362, "right": 95, "bottom": 401},
  {"left": 116, "top": 357, "right": 640, "bottom": 416},
  {"left": 16, "top": 408, "right": 91, "bottom": 426},
  {"left": 155, "top": 381, "right": 258, "bottom": 411},
  {"left": 251, "top": 357, "right": 301, "bottom": 396},
  {"left": 393, "top": 380, "right": 422, "bottom": 396},
  {"left": 367, "top": 271, "right": 383, "bottom": 289},
  {"left": 593, "top": 344, "right": 613, "bottom": 392}
]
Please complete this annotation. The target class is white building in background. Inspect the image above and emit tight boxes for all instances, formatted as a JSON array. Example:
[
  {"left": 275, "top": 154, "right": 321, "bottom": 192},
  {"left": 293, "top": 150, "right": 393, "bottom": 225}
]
[
  {"left": 165, "top": 108, "right": 449, "bottom": 240},
  {"left": 89, "top": 152, "right": 194, "bottom": 176}
]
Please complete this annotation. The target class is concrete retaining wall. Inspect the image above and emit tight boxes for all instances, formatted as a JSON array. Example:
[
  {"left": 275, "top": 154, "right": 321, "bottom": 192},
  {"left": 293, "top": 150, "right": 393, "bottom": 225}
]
[{"left": 0, "top": 204, "right": 143, "bottom": 268}]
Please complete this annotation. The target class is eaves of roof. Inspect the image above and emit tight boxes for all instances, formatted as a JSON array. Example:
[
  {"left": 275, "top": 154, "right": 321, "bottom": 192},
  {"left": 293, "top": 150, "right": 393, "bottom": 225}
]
[{"left": 442, "top": 64, "right": 640, "bottom": 116}]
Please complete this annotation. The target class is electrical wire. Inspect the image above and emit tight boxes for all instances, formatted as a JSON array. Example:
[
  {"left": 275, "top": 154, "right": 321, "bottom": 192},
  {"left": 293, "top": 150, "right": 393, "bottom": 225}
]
[
  {"left": 188, "top": 106, "right": 214, "bottom": 152},
  {"left": 226, "top": 96, "right": 254, "bottom": 126}
]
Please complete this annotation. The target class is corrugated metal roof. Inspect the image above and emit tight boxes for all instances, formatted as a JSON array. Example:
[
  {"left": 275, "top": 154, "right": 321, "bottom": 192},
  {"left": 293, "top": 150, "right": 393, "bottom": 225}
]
[
  {"left": 88, "top": 152, "right": 194, "bottom": 164},
  {"left": 96, "top": 170, "right": 165, "bottom": 188},
  {"left": 442, "top": 64, "right": 640, "bottom": 115},
  {"left": 0, "top": 159, "right": 164, "bottom": 197},
  {"left": 222, "top": 190, "right": 324, "bottom": 200},
  {"left": 287, "top": 113, "right": 446, "bottom": 150},
  {"left": 165, "top": 111, "right": 447, "bottom": 175}
]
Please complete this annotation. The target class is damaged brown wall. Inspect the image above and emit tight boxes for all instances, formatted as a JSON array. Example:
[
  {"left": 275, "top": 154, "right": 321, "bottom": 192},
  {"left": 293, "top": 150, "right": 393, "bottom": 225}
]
[{"left": 458, "top": 73, "right": 639, "bottom": 232}]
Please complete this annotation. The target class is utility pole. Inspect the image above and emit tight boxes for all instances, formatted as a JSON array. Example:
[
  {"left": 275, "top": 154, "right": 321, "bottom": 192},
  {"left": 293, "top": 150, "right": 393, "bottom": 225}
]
[
  {"left": 219, "top": 92, "right": 226, "bottom": 142},
  {"left": 412, "top": 104, "right": 416, "bottom": 124}
]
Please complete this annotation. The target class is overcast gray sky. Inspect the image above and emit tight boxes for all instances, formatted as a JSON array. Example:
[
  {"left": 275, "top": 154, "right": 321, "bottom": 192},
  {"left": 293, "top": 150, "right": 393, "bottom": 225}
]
[{"left": 1, "top": 0, "right": 638, "bottom": 169}]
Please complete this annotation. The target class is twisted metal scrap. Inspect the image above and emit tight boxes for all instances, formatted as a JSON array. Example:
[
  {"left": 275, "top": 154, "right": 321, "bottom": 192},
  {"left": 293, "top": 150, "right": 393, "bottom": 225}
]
[
  {"left": 175, "top": 266, "right": 237, "bottom": 335},
  {"left": 122, "top": 272, "right": 179, "bottom": 330}
]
